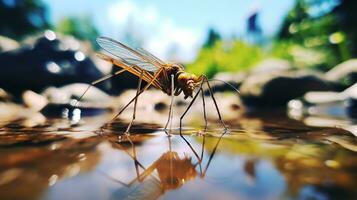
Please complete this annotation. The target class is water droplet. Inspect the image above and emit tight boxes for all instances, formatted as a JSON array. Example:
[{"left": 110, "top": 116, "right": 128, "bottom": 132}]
[
  {"left": 118, "top": 135, "right": 123, "bottom": 142},
  {"left": 48, "top": 174, "right": 58, "bottom": 186},
  {"left": 44, "top": 30, "right": 56, "bottom": 41},
  {"left": 325, "top": 160, "right": 340, "bottom": 169},
  {"left": 74, "top": 51, "right": 85, "bottom": 61},
  {"left": 78, "top": 153, "right": 86, "bottom": 161}
]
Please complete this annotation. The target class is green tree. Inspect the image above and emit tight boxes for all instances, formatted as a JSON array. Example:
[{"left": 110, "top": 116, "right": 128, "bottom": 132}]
[
  {"left": 332, "top": 0, "right": 357, "bottom": 57},
  {"left": 187, "top": 40, "right": 264, "bottom": 78},
  {"left": 276, "top": 0, "right": 356, "bottom": 69},
  {"left": 203, "top": 28, "right": 221, "bottom": 48},
  {"left": 56, "top": 16, "right": 99, "bottom": 48}
]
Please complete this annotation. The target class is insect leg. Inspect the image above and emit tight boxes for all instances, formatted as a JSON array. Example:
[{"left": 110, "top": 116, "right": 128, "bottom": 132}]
[
  {"left": 97, "top": 136, "right": 162, "bottom": 187},
  {"left": 201, "top": 130, "right": 226, "bottom": 177},
  {"left": 203, "top": 76, "right": 227, "bottom": 130},
  {"left": 126, "top": 135, "right": 142, "bottom": 181},
  {"left": 200, "top": 87, "right": 208, "bottom": 131},
  {"left": 109, "top": 68, "right": 163, "bottom": 123},
  {"left": 75, "top": 68, "right": 127, "bottom": 106},
  {"left": 198, "top": 87, "right": 207, "bottom": 168},
  {"left": 179, "top": 79, "right": 205, "bottom": 161},
  {"left": 164, "top": 74, "right": 175, "bottom": 136},
  {"left": 124, "top": 70, "right": 144, "bottom": 134}
]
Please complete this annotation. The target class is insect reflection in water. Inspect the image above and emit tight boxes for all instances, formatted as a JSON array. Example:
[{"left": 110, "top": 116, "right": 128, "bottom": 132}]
[
  {"left": 100, "top": 131, "right": 226, "bottom": 200},
  {"left": 78, "top": 37, "right": 232, "bottom": 135}
]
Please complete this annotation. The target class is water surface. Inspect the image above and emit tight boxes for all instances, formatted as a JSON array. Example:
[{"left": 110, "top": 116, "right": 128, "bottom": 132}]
[{"left": 0, "top": 111, "right": 356, "bottom": 200}]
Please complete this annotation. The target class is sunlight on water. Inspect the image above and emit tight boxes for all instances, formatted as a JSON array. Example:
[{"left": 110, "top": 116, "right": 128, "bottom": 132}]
[{"left": 0, "top": 113, "right": 356, "bottom": 200}]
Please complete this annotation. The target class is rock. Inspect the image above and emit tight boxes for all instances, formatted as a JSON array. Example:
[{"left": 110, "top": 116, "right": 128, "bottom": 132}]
[
  {"left": 19, "top": 83, "right": 116, "bottom": 118},
  {"left": 40, "top": 83, "right": 115, "bottom": 117},
  {"left": 288, "top": 83, "right": 357, "bottom": 119},
  {"left": 0, "top": 35, "right": 19, "bottom": 52},
  {"left": 0, "top": 88, "right": 12, "bottom": 102},
  {"left": 0, "top": 102, "right": 44, "bottom": 127},
  {"left": 239, "top": 70, "right": 341, "bottom": 108},
  {"left": 287, "top": 83, "right": 357, "bottom": 136},
  {"left": 325, "top": 59, "right": 357, "bottom": 87},
  {"left": 0, "top": 30, "right": 109, "bottom": 97},
  {"left": 250, "top": 59, "right": 293, "bottom": 74},
  {"left": 207, "top": 59, "right": 292, "bottom": 95},
  {"left": 42, "top": 83, "right": 112, "bottom": 106},
  {"left": 22, "top": 90, "right": 48, "bottom": 111}
]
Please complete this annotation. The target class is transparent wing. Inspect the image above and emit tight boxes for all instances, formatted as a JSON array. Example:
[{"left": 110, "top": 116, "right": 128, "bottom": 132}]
[
  {"left": 96, "top": 37, "right": 161, "bottom": 72},
  {"left": 136, "top": 48, "right": 166, "bottom": 65}
]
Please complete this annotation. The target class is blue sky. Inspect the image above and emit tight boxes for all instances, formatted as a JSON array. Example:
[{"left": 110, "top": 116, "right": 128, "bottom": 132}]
[{"left": 43, "top": 0, "right": 295, "bottom": 62}]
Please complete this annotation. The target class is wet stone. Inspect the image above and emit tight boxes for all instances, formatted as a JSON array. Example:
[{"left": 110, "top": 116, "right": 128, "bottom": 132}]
[
  {"left": 239, "top": 70, "right": 342, "bottom": 108},
  {"left": 325, "top": 59, "right": 357, "bottom": 87}
]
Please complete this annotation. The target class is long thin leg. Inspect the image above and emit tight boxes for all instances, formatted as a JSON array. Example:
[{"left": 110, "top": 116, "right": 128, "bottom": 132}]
[
  {"left": 169, "top": 104, "right": 174, "bottom": 132},
  {"left": 164, "top": 74, "right": 175, "bottom": 135},
  {"left": 179, "top": 80, "right": 205, "bottom": 161},
  {"left": 179, "top": 80, "right": 205, "bottom": 136},
  {"left": 200, "top": 87, "right": 208, "bottom": 131},
  {"left": 203, "top": 76, "right": 227, "bottom": 130},
  {"left": 199, "top": 88, "right": 207, "bottom": 165},
  {"left": 200, "top": 127, "right": 206, "bottom": 162},
  {"left": 168, "top": 136, "right": 174, "bottom": 186},
  {"left": 109, "top": 68, "right": 163, "bottom": 123},
  {"left": 75, "top": 68, "right": 127, "bottom": 106},
  {"left": 202, "top": 130, "right": 226, "bottom": 177},
  {"left": 126, "top": 135, "right": 142, "bottom": 181},
  {"left": 125, "top": 70, "right": 144, "bottom": 134},
  {"left": 97, "top": 137, "right": 161, "bottom": 187}
]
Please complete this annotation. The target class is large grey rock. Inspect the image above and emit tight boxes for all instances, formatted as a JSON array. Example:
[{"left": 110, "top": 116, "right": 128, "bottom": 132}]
[
  {"left": 288, "top": 83, "right": 357, "bottom": 119},
  {"left": 288, "top": 83, "right": 357, "bottom": 136},
  {"left": 239, "top": 70, "right": 341, "bottom": 108},
  {"left": 325, "top": 59, "right": 357, "bottom": 86},
  {"left": 0, "top": 31, "right": 109, "bottom": 96},
  {"left": 208, "top": 59, "right": 292, "bottom": 94}
]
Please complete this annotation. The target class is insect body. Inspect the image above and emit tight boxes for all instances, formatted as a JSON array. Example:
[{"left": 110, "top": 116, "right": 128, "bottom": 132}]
[{"left": 80, "top": 37, "right": 226, "bottom": 135}]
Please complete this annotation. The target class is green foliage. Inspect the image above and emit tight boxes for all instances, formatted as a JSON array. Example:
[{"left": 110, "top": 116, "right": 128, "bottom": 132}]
[
  {"left": 56, "top": 16, "right": 99, "bottom": 48},
  {"left": 276, "top": 0, "right": 356, "bottom": 70},
  {"left": 187, "top": 40, "right": 265, "bottom": 78},
  {"left": 0, "top": 0, "right": 50, "bottom": 39},
  {"left": 271, "top": 40, "right": 334, "bottom": 70}
]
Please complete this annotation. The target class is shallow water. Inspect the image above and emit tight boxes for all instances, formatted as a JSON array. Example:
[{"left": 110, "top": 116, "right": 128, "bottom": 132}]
[{"left": 0, "top": 110, "right": 356, "bottom": 200}]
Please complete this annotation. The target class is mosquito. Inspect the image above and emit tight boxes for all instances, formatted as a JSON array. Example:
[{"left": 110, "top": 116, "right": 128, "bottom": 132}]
[{"left": 78, "top": 36, "right": 231, "bottom": 135}]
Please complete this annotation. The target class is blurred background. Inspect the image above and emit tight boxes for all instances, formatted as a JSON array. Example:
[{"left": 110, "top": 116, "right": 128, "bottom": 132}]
[
  {"left": 0, "top": 0, "right": 356, "bottom": 124},
  {"left": 1, "top": 1, "right": 357, "bottom": 199},
  {"left": 2, "top": 0, "right": 356, "bottom": 69}
]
